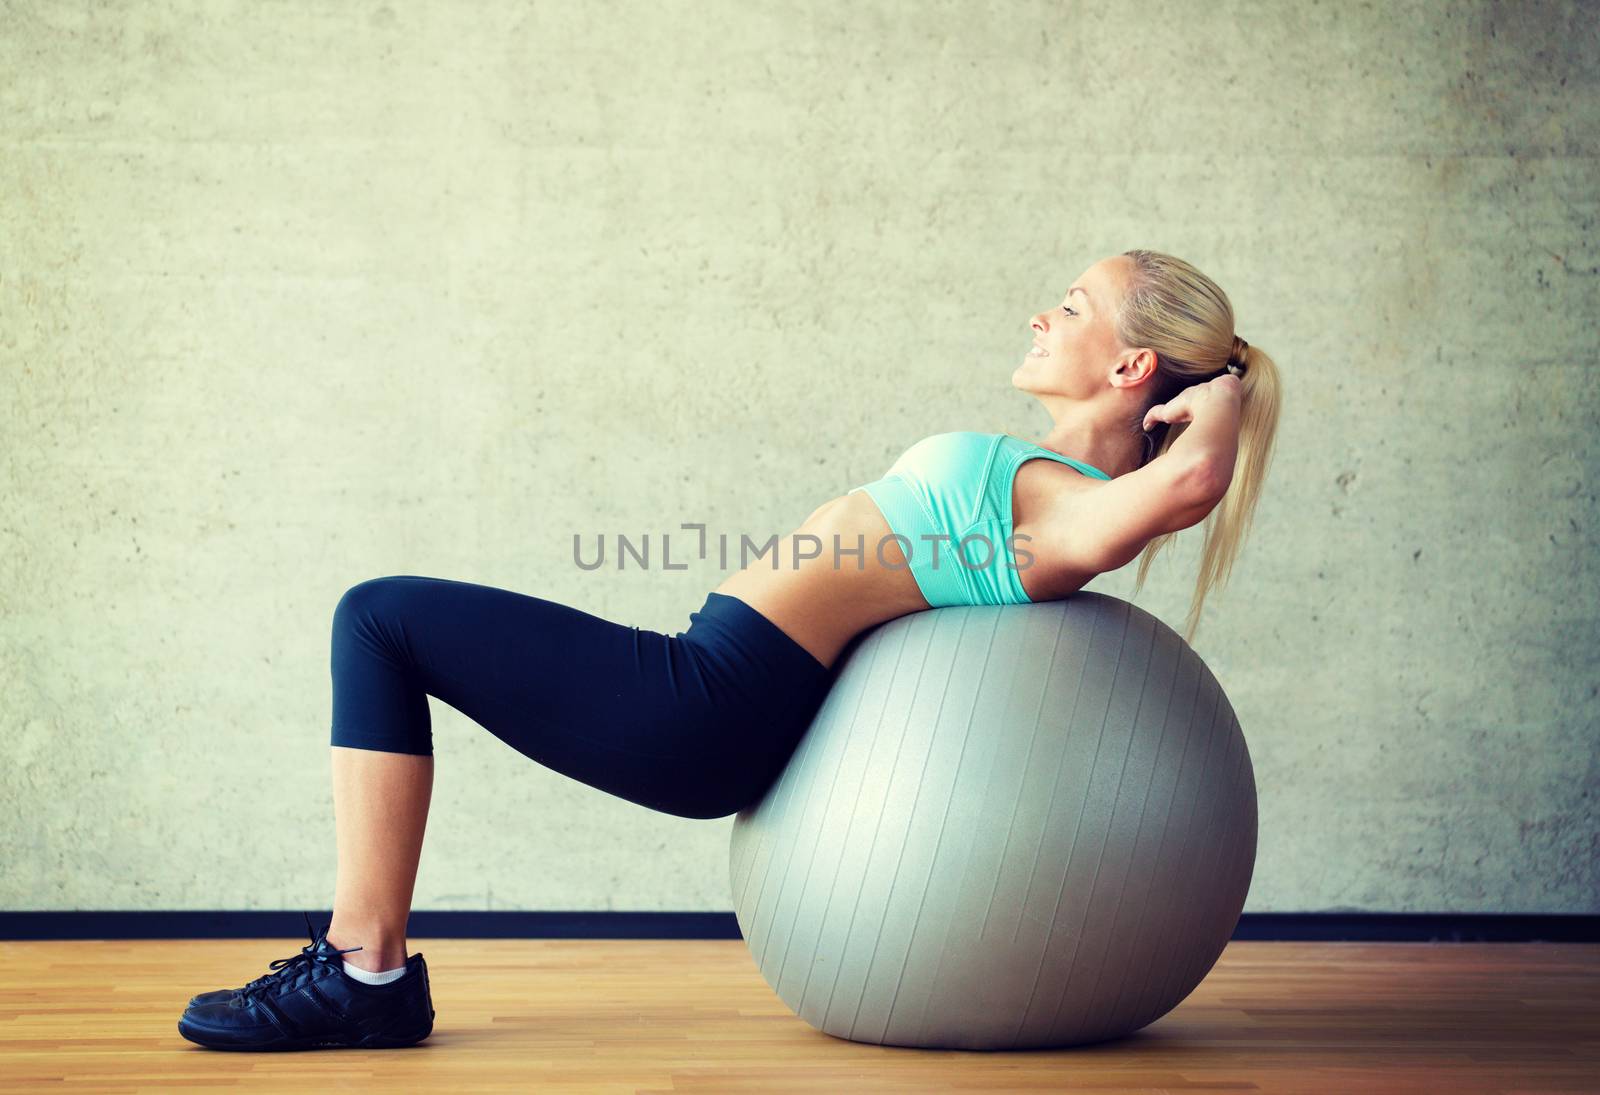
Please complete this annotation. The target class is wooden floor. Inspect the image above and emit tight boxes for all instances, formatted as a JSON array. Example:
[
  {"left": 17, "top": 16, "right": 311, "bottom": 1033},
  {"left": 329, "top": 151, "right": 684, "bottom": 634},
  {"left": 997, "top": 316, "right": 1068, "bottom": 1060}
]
[{"left": 1, "top": 939, "right": 1596, "bottom": 1093}]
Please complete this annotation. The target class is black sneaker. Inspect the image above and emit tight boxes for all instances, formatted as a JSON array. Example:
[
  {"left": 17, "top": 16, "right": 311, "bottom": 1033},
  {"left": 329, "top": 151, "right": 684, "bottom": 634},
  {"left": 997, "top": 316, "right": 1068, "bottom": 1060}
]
[
  {"left": 188, "top": 912, "right": 324, "bottom": 1009},
  {"left": 178, "top": 921, "right": 435, "bottom": 1051}
]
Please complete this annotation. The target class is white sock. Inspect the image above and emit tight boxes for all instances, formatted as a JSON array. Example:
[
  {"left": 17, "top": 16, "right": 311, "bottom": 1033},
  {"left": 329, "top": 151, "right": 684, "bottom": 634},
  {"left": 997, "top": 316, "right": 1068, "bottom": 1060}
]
[{"left": 342, "top": 959, "right": 408, "bottom": 986}]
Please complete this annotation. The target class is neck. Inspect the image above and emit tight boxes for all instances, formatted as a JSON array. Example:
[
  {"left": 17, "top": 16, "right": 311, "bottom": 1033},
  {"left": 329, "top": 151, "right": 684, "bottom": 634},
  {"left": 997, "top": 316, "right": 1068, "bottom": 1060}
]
[{"left": 1031, "top": 402, "right": 1145, "bottom": 479}]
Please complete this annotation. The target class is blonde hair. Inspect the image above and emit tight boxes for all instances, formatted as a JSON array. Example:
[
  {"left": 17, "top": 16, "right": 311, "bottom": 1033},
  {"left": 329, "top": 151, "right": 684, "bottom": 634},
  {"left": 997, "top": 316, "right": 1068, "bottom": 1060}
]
[{"left": 1116, "top": 249, "right": 1283, "bottom": 645}]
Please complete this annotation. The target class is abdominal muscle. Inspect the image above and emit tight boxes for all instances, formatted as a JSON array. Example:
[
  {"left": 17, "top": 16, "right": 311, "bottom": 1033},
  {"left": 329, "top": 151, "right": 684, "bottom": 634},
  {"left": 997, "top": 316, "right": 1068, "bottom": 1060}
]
[
  {"left": 711, "top": 463, "right": 1101, "bottom": 671},
  {"left": 710, "top": 491, "right": 926, "bottom": 672}
]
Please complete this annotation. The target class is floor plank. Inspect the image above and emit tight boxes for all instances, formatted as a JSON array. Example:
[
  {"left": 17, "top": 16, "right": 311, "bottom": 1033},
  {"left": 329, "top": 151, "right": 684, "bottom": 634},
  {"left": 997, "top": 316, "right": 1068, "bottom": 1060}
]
[{"left": 1, "top": 940, "right": 1595, "bottom": 1093}]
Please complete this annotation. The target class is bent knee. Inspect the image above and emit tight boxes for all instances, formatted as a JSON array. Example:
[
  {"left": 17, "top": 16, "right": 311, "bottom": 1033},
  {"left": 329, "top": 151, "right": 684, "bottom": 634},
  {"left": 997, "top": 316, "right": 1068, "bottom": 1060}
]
[{"left": 333, "top": 575, "right": 425, "bottom": 624}]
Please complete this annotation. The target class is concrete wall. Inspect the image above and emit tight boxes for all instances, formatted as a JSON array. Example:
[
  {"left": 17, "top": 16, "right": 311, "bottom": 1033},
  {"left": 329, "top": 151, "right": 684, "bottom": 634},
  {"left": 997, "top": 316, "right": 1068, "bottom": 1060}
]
[{"left": 3, "top": 0, "right": 1595, "bottom": 915}]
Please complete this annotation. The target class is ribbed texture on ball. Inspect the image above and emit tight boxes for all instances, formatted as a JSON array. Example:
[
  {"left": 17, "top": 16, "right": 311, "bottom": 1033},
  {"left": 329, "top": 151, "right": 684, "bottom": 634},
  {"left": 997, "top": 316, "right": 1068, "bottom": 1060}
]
[{"left": 729, "top": 594, "right": 1257, "bottom": 1050}]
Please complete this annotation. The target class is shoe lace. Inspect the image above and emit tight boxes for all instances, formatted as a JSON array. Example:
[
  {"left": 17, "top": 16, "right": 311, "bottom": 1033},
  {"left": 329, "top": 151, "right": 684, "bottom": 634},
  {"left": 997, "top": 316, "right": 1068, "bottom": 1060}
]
[
  {"left": 236, "top": 911, "right": 363, "bottom": 1006},
  {"left": 231, "top": 912, "right": 317, "bottom": 997}
]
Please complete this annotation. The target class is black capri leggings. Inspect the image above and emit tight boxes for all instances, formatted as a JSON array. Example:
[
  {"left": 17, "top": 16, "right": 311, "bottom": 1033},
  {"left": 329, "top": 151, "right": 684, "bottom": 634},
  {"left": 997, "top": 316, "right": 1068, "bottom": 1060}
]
[{"left": 328, "top": 576, "right": 837, "bottom": 820}]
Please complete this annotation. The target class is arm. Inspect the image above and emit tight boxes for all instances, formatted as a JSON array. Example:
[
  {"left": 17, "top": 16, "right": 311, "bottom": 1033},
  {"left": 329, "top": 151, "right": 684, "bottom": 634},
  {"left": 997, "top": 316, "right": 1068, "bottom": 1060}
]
[
  {"left": 1049, "top": 378, "right": 1242, "bottom": 575},
  {"left": 1144, "top": 374, "right": 1243, "bottom": 496},
  {"left": 1049, "top": 451, "right": 1221, "bottom": 575}
]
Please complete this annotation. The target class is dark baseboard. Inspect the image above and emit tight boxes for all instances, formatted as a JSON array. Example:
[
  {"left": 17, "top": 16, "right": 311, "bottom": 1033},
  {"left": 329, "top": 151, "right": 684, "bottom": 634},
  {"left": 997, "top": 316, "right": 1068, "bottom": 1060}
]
[
  {"left": 0, "top": 911, "right": 1595, "bottom": 942},
  {"left": 1228, "top": 913, "right": 1596, "bottom": 942}
]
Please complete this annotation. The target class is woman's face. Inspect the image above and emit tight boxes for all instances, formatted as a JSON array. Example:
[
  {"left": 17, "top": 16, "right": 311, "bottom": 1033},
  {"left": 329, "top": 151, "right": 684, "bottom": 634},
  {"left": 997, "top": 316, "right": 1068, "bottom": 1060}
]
[{"left": 1013, "top": 255, "right": 1135, "bottom": 399}]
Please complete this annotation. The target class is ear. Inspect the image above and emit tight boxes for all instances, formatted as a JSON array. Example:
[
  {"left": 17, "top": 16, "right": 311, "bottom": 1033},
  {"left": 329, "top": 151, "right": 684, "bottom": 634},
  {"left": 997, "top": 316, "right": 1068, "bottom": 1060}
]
[{"left": 1112, "top": 348, "right": 1159, "bottom": 389}]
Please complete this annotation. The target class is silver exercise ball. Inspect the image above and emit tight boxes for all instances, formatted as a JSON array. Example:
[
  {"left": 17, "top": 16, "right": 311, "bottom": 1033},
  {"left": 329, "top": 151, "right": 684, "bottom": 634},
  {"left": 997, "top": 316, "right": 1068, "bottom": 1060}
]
[{"left": 729, "top": 593, "right": 1258, "bottom": 1050}]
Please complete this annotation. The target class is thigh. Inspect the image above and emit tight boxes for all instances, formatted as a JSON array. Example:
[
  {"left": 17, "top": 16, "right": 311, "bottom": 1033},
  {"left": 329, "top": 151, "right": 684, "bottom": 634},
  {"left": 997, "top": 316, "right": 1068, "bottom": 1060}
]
[{"left": 333, "top": 575, "right": 733, "bottom": 812}]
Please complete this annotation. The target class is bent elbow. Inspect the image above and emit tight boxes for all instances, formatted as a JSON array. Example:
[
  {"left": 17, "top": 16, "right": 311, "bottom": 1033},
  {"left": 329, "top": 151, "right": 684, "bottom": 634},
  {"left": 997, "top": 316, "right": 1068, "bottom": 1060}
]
[{"left": 1186, "top": 457, "right": 1234, "bottom": 503}]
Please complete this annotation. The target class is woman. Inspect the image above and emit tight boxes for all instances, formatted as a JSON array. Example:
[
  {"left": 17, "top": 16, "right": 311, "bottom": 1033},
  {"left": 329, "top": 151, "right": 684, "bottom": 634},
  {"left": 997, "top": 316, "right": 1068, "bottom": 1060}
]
[{"left": 176, "top": 249, "right": 1282, "bottom": 1051}]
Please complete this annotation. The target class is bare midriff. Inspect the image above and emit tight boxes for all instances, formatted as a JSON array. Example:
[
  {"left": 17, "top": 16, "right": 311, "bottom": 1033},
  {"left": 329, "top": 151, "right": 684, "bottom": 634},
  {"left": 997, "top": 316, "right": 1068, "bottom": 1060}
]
[{"left": 711, "top": 459, "right": 1104, "bottom": 671}]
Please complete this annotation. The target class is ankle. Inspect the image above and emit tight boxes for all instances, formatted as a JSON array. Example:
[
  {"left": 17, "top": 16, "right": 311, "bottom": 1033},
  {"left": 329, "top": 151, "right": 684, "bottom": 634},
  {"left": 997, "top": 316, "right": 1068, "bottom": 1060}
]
[
  {"left": 342, "top": 949, "right": 409, "bottom": 973},
  {"left": 324, "top": 925, "right": 408, "bottom": 972}
]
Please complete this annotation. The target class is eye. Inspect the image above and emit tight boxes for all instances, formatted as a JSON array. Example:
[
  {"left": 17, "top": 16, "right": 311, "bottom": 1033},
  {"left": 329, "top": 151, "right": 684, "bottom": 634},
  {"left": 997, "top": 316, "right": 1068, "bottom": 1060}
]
[{"left": 1061, "top": 305, "right": 1077, "bottom": 317}]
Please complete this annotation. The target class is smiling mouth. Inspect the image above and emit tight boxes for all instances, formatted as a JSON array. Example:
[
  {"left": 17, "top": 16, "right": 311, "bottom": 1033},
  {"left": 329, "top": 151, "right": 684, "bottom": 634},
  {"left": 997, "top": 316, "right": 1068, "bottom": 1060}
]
[{"left": 1027, "top": 345, "right": 1049, "bottom": 357}]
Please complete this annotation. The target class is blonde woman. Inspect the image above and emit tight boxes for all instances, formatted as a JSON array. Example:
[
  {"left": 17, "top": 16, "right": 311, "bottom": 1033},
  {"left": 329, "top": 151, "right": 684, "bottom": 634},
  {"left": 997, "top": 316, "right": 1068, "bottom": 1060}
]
[{"left": 177, "top": 249, "right": 1281, "bottom": 1051}]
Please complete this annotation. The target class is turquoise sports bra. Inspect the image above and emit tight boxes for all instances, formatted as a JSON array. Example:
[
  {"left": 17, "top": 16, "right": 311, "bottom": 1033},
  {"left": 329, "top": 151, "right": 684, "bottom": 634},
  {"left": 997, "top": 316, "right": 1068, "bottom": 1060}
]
[{"left": 847, "top": 431, "right": 1111, "bottom": 608}]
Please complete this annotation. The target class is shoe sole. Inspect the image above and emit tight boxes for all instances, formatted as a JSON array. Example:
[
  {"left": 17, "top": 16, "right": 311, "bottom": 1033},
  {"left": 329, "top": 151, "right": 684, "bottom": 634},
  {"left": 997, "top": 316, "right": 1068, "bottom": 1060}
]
[{"left": 178, "top": 1018, "right": 432, "bottom": 1051}]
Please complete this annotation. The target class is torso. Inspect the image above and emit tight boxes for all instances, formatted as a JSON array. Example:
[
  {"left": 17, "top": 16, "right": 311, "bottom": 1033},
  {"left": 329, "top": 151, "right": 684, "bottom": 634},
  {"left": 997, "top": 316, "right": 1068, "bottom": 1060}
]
[{"left": 712, "top": 455, "right": 1107, "bottom": 670}]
